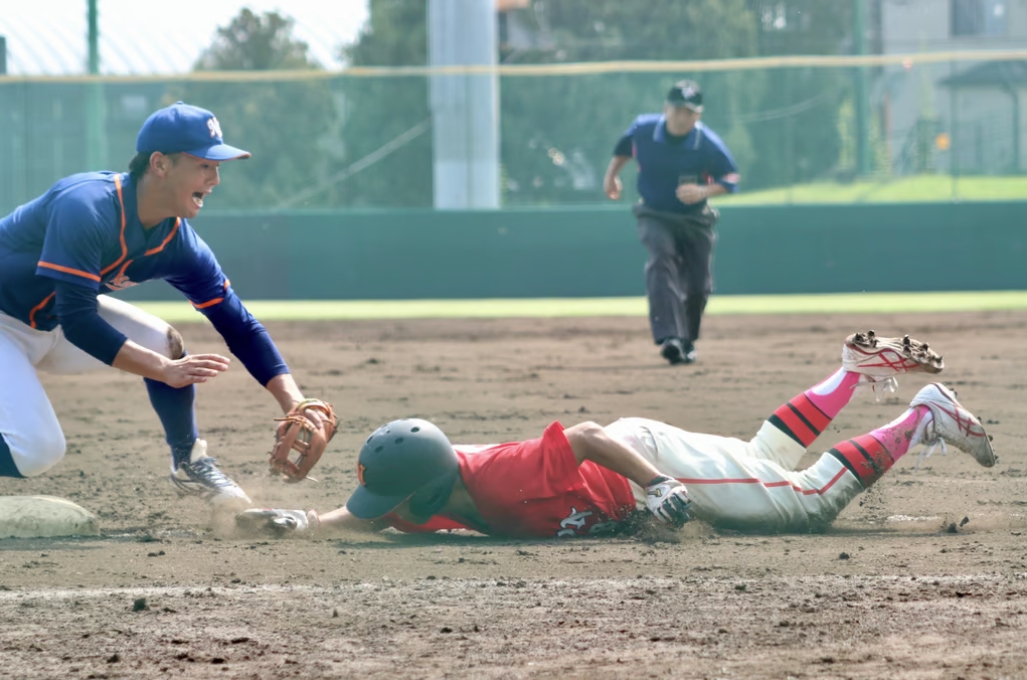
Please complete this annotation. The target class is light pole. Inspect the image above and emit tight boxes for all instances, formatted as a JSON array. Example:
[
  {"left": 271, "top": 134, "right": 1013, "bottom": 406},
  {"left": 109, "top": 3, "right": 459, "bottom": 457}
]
[
  {"left": 854, "top": 0, "right": 871, "bottom": 176},
  {"left": 86, "top": 0, "right": 106, "bottom": 169}
]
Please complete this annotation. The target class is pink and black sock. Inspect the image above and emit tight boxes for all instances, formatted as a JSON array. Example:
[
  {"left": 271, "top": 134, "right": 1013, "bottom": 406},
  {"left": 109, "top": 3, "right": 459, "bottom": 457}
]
[
  {"left": 769, "top": 368, "right": 861, "bottom": 448},
  {"left": 828, "top": 406, "right": 931, "bottom": 487}
]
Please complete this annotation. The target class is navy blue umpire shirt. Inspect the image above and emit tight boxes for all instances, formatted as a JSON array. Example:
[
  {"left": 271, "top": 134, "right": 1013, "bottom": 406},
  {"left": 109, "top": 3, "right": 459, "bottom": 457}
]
[{"left": 613, "top": 113, "right": 740, "bottom": 214}]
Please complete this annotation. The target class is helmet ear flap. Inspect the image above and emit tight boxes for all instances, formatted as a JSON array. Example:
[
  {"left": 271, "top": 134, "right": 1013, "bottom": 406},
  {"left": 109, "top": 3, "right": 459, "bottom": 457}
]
[
  {"left": 350, "top": 418, "right": 460, "bottom": 521},
  {"left": 407, "top": 472, "right": 458, "bottom": 519}
]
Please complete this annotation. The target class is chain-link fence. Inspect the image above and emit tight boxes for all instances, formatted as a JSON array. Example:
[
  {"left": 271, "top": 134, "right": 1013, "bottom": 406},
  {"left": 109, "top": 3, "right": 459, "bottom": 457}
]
[{"left": 2, "top": 52, "right": 1026, "bottom": 214}]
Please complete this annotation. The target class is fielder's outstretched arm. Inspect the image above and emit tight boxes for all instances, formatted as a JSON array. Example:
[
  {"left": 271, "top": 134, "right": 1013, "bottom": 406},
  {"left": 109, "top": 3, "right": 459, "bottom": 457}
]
[
  {"left": 112, "top": 341, "right": 231, "bottom": 388},
  {"left": 53, "top": 280, "right": 231, "bottom": 388}
]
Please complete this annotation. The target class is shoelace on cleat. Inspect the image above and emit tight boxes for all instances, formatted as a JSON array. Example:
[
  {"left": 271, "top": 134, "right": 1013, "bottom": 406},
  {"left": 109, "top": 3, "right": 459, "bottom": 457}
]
[
  {"left": 851, "top": 376, "right": 898, "bottom": 402},
  {"left": 184, "top": 458, "right": 236, "bottom": 489},
  {"left": 914, "top": 418, "right": 949, "bottom": 470}
]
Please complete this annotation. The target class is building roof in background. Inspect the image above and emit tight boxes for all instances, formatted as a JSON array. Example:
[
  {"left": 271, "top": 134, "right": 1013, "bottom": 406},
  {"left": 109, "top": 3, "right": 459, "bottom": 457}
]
[
  {"left": 0, "top": 0, "right": 369, "bottom": 75},
  {"left": 940, "top": 59, "right": 1027, "bottom": 86}
]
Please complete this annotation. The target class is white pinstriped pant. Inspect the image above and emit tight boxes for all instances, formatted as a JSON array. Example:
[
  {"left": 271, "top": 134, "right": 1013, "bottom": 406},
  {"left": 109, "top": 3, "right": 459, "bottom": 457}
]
[{"left": 606, "top": 416, "right": 863, "bottom": 533}]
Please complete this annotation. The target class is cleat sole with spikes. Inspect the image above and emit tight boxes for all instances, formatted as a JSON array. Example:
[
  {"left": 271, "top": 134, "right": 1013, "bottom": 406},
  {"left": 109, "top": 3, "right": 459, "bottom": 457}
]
[{"left": 843, "top": 329, "right": 944, "bottom": 378}]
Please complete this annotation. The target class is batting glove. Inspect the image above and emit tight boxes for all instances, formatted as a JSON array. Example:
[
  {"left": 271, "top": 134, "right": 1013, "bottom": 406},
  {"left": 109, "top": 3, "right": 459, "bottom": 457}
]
[
  {"left": 645, "top": 475, "right": 692, "bottom": 527},
  {"left": 235, "top": 508, "right": 319, "bottom": 536}
]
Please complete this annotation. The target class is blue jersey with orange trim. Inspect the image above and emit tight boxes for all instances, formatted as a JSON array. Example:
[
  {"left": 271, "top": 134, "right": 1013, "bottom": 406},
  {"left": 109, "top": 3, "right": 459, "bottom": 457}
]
[
  {"left": 613, "top": 115, "right": 740, "bottom": 214},
  {"left": 0, "top": 172, "right": 233, "bottom": 331}
]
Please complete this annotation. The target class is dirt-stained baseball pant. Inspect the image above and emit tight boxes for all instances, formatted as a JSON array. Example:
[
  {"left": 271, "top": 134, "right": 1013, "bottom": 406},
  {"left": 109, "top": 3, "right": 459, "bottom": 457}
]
[
  {"left": 606, "top": 416, "right": 863, "bottom": 533},
  {"left": 0, "top": 296, "right": 175, "bottom": 477}
]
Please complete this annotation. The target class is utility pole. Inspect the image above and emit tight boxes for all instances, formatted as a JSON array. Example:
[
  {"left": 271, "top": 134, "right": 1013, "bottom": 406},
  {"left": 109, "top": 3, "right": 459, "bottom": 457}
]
[
  {"left": 86, "top": 0, "right": 106, "bottom": 169},
  {"left": 854, "top": 0, "right": 871, "bottom": 176}
]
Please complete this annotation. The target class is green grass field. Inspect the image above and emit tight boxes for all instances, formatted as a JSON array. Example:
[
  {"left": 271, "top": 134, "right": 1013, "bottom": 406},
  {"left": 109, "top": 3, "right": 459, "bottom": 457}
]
[
  {"left": 713, "top": 175, "right": 1027, "bottom": 205},
  {"left": 134, "top": 291, "right": 1027, "bottom": 323}
]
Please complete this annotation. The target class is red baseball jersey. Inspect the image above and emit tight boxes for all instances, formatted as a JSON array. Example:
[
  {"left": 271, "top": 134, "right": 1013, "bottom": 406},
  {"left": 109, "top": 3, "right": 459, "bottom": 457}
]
[{"left": 386, "top": 422, "right": 637, "bottom": 538}]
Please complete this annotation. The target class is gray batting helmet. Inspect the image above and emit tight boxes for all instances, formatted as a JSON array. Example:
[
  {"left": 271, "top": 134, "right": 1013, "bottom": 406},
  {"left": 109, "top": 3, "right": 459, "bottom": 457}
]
[{"left": 346, "top": 418, "right": 460, "bottom": 522}]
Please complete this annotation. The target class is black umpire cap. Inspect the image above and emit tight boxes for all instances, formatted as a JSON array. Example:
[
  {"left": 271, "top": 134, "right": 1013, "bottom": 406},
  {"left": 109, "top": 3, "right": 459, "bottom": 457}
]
[
  {"left": 346, "top": 418, "right": 460, "bottom": 520},
  {"left": 666, "top": 79, "right": 703, "bottom": 111}
]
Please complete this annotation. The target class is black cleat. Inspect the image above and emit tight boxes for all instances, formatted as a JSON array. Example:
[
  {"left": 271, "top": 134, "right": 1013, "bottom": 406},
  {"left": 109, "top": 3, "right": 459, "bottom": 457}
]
[{"left": 660, "top": 337, "right": 695, "bottom": 365}]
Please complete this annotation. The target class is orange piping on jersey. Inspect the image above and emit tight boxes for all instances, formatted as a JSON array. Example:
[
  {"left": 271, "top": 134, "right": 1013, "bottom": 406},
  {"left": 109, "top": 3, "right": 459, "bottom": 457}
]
[
  {"left": 192, "top": 296, "right": 224, "bottom": 309},
  {"left": 37, "top": 262, "right": 101, "bottom": 282},
  {"left": 28, "top": 292, "right": 56, "bottom": 329},
  {"left": 99, "top": 175, "right": 129, "bottom": 276},
  {"left": 108, "top": 259, "right": 134, "bottom": 285},
  {"left": 102, "top": 218, "right": 179, "bottom": 286},
  {"left": 144, "top": 218, "right": 180, "bottom": 256},
  {"left": 190, "top": 279, "right": 231, "bottom": 309}
]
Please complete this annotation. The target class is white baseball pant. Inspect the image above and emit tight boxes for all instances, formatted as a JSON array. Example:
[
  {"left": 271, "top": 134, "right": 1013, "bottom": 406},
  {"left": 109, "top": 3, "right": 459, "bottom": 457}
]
[
  {"left": 0, "top": 296, "right": 175, "bottom": 477},
  {"left": 606, "top": 416, "right": 863, "bottom": 533}
]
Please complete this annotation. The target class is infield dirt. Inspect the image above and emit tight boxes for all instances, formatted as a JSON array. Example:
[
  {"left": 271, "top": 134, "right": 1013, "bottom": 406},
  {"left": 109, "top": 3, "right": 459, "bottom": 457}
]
[{"left": 1, "top": 311, "right": 1025, "bottom": 679}]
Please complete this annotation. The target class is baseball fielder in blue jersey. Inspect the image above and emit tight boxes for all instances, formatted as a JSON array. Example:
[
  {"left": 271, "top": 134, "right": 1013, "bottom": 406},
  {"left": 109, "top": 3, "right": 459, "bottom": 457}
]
[
  {"left": 604, "top": 80, "right": 740, "bottom": 366},
  {"left": 0, "top": 101, "right": 331, "bottom": 509}
]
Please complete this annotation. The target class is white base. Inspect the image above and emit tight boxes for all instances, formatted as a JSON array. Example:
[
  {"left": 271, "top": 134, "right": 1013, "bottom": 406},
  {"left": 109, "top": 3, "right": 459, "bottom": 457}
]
[{"left": 0, "top": 496, "right": 100, "bottom": 538}]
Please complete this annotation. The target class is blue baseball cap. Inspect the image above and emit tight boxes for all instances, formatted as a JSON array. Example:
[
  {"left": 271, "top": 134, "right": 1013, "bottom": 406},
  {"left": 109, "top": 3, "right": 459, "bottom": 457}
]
[{"left": 136, "top": 101, "right": 251, "bottom": 161}]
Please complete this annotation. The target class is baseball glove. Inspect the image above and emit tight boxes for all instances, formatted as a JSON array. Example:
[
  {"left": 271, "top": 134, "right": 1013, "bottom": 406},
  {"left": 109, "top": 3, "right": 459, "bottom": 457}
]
[{"left": 269, "top": 399, "right": 339, "bottom": 482}]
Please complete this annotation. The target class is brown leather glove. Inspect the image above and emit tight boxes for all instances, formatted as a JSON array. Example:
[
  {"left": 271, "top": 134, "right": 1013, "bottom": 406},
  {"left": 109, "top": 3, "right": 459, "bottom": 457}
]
[{"left": 269, "top": 399, "right": 338, "bottom": 482}]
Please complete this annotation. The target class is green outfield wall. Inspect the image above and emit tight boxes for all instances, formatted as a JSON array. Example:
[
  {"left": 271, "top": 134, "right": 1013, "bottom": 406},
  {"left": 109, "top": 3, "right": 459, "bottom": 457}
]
[{"left": 113, "top": 202, "right": 1027, "bottom": 302}]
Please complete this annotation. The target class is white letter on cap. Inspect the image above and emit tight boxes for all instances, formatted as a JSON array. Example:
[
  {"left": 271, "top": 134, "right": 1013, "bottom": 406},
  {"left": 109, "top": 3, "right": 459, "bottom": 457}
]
[{"left": 207, "top": 117, "right": 223, "bottom": 139}]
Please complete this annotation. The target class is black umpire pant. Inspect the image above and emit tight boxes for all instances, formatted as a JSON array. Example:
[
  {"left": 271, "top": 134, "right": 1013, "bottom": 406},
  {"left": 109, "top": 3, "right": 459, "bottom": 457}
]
[{"left": 633, "top": 202, "right": 718, "bottom": 346}]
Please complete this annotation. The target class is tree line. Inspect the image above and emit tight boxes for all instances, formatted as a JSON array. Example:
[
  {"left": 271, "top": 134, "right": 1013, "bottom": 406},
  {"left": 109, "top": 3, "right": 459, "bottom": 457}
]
[{"left": 174, "top": 1, "right": 860, "bottom": 209}]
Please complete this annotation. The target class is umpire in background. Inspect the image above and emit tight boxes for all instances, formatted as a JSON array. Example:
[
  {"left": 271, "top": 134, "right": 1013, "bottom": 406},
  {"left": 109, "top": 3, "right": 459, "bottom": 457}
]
[{"left": 603, "top": 80, "right": 739, "bottom": 365}]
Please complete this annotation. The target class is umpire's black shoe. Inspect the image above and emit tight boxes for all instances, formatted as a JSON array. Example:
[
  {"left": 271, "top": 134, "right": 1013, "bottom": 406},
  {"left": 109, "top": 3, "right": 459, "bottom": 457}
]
[
  {"left": 660, "top": 337, "right": 697, "bottom": 365},
  {"left": 682, "top": 339, "right": 698, "bottom": 364},
  {"left": 659, "top": 337, "right": 689, "bottom": 365}
]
